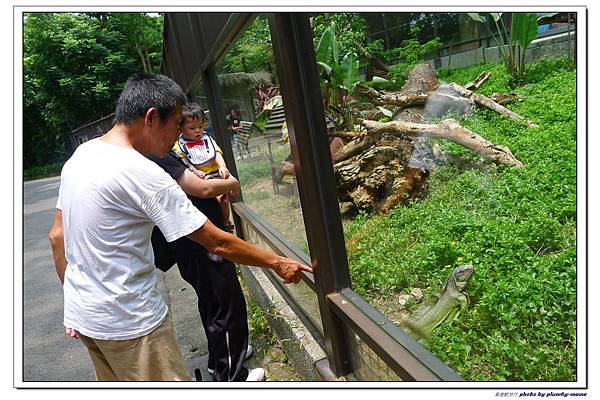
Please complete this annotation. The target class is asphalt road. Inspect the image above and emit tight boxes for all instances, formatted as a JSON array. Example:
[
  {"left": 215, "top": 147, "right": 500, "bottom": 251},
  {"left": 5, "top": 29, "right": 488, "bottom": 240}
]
[
  {"left": 22, "top": 176, "right": 208, "bottom": 382},
  {"left": 22, "top": 176, "right": 95, "bottom": 382}
]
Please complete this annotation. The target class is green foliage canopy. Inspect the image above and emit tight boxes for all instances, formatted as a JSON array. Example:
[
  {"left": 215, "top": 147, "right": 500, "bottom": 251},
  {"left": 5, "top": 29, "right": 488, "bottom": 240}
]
[
  {"left": 23, "top": 12, "right": 163, "bottom": 168},
  {"left": 218, "top": 15, "right": 273, "bottom": 75}
]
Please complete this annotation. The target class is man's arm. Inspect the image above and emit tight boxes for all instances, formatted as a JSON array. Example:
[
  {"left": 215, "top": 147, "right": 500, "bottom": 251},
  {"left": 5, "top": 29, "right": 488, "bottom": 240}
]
[
  {"left": 48, "top": 209, "right": 67, "bottom": 284},
  {"left": 177, "top": 169, "right": 239, "bottom": 198},
  {"left": 186, "top": 220, "right": 312, "bottom": 284},
  {"left": 48, "top": 209, "right": 80, "bottom": 339}
]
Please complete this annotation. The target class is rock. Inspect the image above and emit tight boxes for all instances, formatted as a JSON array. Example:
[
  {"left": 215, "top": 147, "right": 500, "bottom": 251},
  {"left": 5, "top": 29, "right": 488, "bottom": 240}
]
[
  {"left": 410, "top": 288, "right": 423, "bottom": 302},
  {"left": 398, "top": 294, "right": 412, "bottom": 307},
  {"left": 339, "top": 201, "right": 355, "bottom": 215}
]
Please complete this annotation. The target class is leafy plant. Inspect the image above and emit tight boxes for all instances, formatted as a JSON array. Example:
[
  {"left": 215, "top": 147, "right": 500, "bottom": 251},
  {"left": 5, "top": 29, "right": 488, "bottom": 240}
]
[
  {"left": 385, "top": 27, "right": 442, "bottom": 86},
  {"left": 254, "top": 84, "right": 279, "bottom": 114},
  {"left": 468, "top": 12, "right": 550, "bottom": 87},
  {"left": 23, "top": 162, "right": 65, "bottom": 180},
  {"left": 311, "top": 13, "right": 370, "bottom": 60},
  {"left": 315, "top": 23, "right": 362, "bottom": 130},
  {"left": 218, "top": 15, "right": 273, "bottom": 74}
]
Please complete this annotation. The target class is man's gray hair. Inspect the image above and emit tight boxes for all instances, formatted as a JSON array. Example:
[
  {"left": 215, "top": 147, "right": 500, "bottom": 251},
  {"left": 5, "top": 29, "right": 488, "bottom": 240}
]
[{"left": 113, "top": 73, "right": 187, "bottom": 125}]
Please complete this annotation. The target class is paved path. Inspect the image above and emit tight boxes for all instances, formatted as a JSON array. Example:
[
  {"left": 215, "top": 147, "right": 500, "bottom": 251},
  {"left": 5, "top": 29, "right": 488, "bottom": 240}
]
[
  {"left": 22, "top": 176, "right": 209, "bottom": 382},
  {"left": 23, "top": 176, "right": 95, "bottom": 382}
]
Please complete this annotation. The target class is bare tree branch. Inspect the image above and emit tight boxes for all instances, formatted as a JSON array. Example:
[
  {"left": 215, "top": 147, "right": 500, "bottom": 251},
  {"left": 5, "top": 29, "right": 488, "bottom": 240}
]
[{"left": 361, "top": 118, "right": 524, "bottom": 167}]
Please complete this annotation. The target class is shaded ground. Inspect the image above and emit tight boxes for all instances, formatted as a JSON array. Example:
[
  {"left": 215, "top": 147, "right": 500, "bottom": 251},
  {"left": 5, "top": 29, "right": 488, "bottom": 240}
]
[{"left": 164, "top": 256, "right": 301, "bottom": 382}]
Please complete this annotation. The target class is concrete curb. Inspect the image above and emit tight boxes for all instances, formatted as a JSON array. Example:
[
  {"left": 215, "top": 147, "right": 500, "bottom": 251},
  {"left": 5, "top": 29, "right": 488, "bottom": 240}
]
[{"left": 239, "top": 265, "right": 326, "bottom": 381}]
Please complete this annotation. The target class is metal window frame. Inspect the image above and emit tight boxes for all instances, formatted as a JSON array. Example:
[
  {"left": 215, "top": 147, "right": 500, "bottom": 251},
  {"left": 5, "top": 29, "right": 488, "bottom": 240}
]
[{"left": 161, "top": 11, "right": 463, "bottom": 382}]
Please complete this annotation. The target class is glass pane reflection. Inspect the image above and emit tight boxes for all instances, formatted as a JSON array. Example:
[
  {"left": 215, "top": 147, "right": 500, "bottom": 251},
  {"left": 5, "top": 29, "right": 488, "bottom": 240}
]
[
  {"left": 325, "top": 11, "right": 577, "bottom": 381},
  {"left": 205, "top": 13, "right": 316, "bottom": 331}
]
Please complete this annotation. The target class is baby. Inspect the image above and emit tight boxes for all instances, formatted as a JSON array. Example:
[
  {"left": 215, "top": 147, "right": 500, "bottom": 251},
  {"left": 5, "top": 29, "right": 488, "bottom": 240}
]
[{"left": 172, "top": 103, "right": 234, "bottom": 227}]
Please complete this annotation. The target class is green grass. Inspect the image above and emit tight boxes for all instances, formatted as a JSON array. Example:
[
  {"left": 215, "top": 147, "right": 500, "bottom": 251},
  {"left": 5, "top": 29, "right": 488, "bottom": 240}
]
[
  {"left": 345, "top": 57, "right": 577, "bottom": 381},
  {"left": 236, "top": 143, "right": 289, "bottom": 186}
]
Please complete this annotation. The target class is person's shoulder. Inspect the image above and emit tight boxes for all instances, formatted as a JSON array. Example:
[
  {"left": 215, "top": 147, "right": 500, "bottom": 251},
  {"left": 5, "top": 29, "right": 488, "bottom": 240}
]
[
  {"left": 147, "top": 150, "right": 181, "bottom": 167},
  {"left": 146, "top": 150, "right": 187, "bottom": 179}
]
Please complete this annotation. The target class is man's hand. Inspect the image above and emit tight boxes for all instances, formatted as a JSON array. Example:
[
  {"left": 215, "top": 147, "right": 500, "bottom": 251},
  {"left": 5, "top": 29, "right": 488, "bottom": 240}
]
[
  {"left": 271, "top": 256, "right": 313, "bottom": 284},
  {"left": 218, "top": 166, "right": 230, "bottom": 179},
  {"left": 65, "top": 327, "right": 80, "bottom": 339},
  {"left": 218, "top": 194, "right": 229, "bottom": 207}
]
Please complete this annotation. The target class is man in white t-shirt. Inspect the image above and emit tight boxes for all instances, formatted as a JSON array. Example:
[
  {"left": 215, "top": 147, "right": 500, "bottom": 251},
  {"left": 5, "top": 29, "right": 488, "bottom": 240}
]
[{"left": 48, "top": 73, "right": 312, "bottom": 381}]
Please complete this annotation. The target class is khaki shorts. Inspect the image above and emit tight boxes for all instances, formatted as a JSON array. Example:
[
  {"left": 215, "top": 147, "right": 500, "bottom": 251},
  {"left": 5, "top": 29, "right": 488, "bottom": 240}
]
[{"left": 79, "top": 314, "right": 192, "bottom": 381}]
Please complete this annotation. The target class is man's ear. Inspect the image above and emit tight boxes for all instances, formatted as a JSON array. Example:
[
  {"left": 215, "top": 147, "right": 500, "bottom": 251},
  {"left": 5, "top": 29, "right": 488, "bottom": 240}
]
[{"left": 144, "top": 107, "right": 158, "bottom": 126}]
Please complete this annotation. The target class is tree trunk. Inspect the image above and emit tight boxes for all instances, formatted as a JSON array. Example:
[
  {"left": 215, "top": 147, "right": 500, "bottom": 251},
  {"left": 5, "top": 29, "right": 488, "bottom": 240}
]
[
  {"left": 448, "top": 83, "right": 538, "bottom": 128},
  {"left": 361, "top": 119, "right": 524, "bottom": 167},
  {"left": 277, "top": 64, "right": 526, "bottom": 215},
  {"left": 144, "top": 45, "right": 153, "bottom": 72}
]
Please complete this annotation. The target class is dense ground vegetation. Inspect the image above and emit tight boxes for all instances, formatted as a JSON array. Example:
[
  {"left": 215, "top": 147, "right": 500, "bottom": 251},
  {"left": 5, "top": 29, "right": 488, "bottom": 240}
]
[{"left": 344, "top": 57, "right": 576, "bottom": 381}]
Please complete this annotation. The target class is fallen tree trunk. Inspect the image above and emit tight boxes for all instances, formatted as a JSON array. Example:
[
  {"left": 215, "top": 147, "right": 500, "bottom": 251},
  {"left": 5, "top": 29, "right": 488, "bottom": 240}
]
[
  {"left": 377, "top": 93, "right": 430, "bottom": 108},
  {"left": 333, "top": 137, "right": 374, "bottom": 164},
  {"left": 275, "top": 64, "right": 527, "bottom": 215},
  {"left": 448, "top": 83, "right": 538, "bottom": 128},
  {"left": 361, "top": 119, "right": 524, "bottom": 167}
]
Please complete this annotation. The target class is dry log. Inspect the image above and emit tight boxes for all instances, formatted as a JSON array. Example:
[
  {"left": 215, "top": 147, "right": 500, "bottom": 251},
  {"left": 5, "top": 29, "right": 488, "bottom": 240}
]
[
  {"left": 329, "top": 130, "right": 365, "bottom": 141},
  {"left": 401, "top": 64, "right": 439, "bottom": 94},
  {"left": 333, "top": 137, "right": 374, "bottom": 164},
  {"left": 355, "top": 87, "right": 429, "bottom": 108},
  {"left": 378, "top": 168, "right": 428, "bottom": 215},
  {"left": 464, "top": 71, "right": 491, "bottom": 91},
  {"left": 356, "top": 64, "right": 438, "bottom": 112},
  {"left": 489, "top": 93, "right": 524, "bottom": 105},
  {"left": 354, "top": 84, "right": 381, "bottom": 100},
  {"left": 448, "top": 83, "right": 538, "bottom": 128},
  {"left": 378, "top": 92, "right": 430, "bottom": 108},
  {"left": 361, "top": 118, "right": 524, "bottom": 167}
]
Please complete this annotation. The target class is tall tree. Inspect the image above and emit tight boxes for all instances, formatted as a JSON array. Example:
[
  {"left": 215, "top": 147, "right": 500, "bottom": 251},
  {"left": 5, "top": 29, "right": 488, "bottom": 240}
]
[
  {"left": 218, "top": 15, "right": 272, "bottom": 75},
  {"left": 23, "top": 12, "right": 163, "bottom": 168},
  {"left": 103, "top": 13, "right": 163, "bottom": 73}
]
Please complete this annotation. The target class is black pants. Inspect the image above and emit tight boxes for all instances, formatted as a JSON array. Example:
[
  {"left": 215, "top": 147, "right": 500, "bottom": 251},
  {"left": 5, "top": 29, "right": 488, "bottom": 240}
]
[{"left": 153, "top": 228, "right": 249, "bottom": 381}]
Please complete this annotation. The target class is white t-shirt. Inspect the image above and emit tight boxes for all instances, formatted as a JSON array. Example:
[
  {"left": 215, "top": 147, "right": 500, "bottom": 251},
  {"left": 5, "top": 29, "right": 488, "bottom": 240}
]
[{"left": 56, "top": 138, "right": 207, "bottom": 340}]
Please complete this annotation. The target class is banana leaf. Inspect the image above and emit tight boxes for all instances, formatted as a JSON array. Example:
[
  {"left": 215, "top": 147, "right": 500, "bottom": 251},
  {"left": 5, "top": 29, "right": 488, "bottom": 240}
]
[
  {"left": 340, "top": 53, "right": 360, "bottom": 91},
  {"left": 315, "top": 25, "right": 338, "bottom": 67},
  {"left": 511, "top": 13, "right": 539, "bottom": 50}
]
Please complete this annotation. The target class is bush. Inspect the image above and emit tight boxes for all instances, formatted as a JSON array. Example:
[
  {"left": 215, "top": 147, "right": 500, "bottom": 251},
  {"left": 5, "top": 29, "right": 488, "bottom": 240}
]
[
  {"left": 23, "top": 162, "right": 64, "bottom": 181},
  {"left": 345, "top": 57, "right": 576, "bottom": 381}
]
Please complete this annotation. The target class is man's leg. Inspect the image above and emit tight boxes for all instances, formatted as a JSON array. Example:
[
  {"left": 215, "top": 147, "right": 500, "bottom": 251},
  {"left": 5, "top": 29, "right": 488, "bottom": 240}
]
[
  {"left": 81, "top": 315, "right": 192, "bottom": 381},
  {"left": 203, "top": 255, "right": 249, "bottom": 382},
  {"left": 79, "top": 334, "right": 119, "bottom": 381},
  {"left": 176, "top": 250, "right": 249, "bottom": 381}
]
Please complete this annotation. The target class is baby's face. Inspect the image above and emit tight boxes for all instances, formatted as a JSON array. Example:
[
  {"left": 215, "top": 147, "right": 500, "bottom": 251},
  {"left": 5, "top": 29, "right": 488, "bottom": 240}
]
[{"left": 180, "top": 117, "right": 204, "bottom": 141}]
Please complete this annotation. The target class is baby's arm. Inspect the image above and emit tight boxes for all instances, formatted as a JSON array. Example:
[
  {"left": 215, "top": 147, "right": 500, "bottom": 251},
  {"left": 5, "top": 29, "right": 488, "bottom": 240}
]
[
  {"left": 191, "top": 168, "right": 205, "bottom": 179},
  {"left": 215, "top": 152, "right": 230, "bottom": 179}
]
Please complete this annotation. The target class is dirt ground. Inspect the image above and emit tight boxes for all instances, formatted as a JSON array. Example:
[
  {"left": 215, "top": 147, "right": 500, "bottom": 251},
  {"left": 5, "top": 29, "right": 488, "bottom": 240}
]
[{"left": 241, "top": 175, "right": 309, "bottom": 251}]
